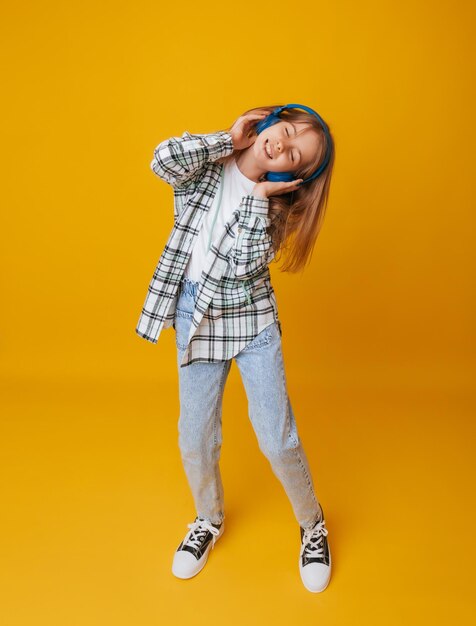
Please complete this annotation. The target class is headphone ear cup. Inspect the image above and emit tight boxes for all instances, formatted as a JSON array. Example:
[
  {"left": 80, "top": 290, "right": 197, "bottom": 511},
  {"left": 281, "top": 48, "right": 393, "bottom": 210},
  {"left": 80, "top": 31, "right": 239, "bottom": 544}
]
[
  {"left": 255, "top": 113, "right": 280, "bottom": 135},
  {"left": 265, "top": 171, "right": 295, "bottom": 183}
]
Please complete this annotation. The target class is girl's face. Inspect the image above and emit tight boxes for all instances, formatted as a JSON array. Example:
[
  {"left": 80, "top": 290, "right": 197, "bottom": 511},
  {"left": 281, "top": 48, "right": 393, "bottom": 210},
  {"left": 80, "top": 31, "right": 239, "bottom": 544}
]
[{"left": 253, "top": 120, "right": 319, "bottom": 175}]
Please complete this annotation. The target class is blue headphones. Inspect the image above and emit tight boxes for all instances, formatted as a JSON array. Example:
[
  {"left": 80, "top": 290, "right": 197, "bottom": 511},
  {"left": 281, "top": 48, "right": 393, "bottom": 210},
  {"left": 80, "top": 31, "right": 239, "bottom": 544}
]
[{"left": 254, "top": 103, "right": 333, "bottom": 185}]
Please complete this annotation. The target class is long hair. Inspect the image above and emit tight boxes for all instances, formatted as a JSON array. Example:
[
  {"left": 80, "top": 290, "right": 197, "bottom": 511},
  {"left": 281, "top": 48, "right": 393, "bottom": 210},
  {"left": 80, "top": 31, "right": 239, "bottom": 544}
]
[{"left": 215, "top": 104, "right": 335, "bottom": 274}]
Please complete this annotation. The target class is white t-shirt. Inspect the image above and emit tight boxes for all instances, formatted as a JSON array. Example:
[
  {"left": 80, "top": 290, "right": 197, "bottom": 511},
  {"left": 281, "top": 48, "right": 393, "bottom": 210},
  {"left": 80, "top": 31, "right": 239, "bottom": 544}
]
[{"left": 184, "top": 158, "right": 256, "bottom": 282}]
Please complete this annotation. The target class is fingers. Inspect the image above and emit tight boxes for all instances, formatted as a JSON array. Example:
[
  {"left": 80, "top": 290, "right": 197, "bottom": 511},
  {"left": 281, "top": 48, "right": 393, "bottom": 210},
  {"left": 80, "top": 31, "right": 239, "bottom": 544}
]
[
  {"left": 245, "top": 113, "right": 267, "bottom": 122},
  {"left": 283, "top": 179, "right": 303, "bottom": 194},
  {"left": 266, "top": 179, "right": 304, "bottom": 198},
  {"left": 232, "top": 112, "right": 266, "bottom": 130},
  {"left": 245, "top": 116, "right": 266, "bottom": 128},
  {"left": 245, "top": 113, "right": 267, "bottom": 138}
]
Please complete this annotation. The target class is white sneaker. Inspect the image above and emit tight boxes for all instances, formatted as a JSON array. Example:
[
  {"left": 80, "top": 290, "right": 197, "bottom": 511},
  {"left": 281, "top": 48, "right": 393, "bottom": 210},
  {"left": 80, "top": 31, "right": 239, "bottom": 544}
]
[
  {"left": 299, "top": 510, "right": 331, "bottom": 593},
  {"left": 172, "top": 516, "right": 224, "bottom": 579}
]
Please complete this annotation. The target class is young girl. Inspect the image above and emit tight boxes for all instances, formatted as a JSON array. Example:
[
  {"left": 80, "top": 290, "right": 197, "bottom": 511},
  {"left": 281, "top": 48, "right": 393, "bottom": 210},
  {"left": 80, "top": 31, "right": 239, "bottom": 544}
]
[{"left": 136, "top": 103, "right": 335, "bottom": 593}]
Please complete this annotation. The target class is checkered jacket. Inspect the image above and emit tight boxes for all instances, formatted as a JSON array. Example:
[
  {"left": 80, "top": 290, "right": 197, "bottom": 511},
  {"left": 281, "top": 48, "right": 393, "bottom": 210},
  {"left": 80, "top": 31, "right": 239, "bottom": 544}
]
[{"left": 135, "top": 129, "right": 282, "bottom": 367}]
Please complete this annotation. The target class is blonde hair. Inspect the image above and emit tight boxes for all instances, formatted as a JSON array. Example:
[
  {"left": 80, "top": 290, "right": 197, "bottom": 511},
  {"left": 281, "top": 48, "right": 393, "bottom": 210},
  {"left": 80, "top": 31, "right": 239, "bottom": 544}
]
[{"left": 216, "top": 104, "right": 335, "bottom": 273}]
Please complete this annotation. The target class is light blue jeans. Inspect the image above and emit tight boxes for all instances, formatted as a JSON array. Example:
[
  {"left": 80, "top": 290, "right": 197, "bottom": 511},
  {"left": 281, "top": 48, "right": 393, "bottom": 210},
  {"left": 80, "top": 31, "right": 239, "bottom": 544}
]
[{"left": 174, "top": 277, "right": 323, "bottom": 530}]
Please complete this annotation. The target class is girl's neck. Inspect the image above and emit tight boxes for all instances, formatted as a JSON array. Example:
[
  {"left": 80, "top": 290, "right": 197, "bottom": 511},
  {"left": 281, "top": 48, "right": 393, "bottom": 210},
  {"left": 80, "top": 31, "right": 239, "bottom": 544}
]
[{"left": 235, "top": 148, "right": 266, "bottom": 183}]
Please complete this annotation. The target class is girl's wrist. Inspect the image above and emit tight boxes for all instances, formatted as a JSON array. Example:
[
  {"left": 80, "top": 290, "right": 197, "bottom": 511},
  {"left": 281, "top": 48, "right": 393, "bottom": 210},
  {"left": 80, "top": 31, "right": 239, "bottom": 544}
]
[{"left": 252, "top": 183, "right": 268, "bottom": 199}]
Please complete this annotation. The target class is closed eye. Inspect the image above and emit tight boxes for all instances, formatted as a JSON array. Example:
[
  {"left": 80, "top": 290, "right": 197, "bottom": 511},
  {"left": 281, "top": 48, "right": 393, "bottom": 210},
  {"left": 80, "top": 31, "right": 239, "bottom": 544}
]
[{"left": 286, "top": 127, "right": 294, "bottom": 162}]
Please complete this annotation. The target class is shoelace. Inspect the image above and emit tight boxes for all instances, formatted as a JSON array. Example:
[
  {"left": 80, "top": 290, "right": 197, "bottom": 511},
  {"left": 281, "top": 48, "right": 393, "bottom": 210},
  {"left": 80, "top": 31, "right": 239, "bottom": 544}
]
[
  {"left": 183, "top": 518, "right": 221, "bottom": 551},
  {"left": 302, "top": 519, "right": 329, "bottom": 559}
]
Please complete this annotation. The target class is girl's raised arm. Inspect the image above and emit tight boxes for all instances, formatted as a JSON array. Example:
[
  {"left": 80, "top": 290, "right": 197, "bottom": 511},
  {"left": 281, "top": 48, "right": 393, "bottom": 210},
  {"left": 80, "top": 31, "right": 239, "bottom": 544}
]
[
  {"left": 227, "top": 176, "right": 303, "bottom": 280},
  {"left": 150, "top": 130, "right": 234, "bottom": 189},
  {"left": 227, "top": 194, "right": 276, "bottom": 281}
]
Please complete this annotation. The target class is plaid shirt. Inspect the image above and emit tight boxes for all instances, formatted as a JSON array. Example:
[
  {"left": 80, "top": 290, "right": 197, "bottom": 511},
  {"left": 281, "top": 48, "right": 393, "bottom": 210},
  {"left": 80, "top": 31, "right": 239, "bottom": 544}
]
[{"left": 135, "top": 129, "right": 282, "bottom": 367}]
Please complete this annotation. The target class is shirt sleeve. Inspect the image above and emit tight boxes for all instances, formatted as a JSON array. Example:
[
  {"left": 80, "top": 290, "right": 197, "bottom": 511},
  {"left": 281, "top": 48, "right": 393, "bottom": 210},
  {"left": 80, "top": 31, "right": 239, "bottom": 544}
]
[
  {"left": 150, "top": 130, "right": 235, "bottom": 189},
  {"left": 227, "top": 193, "right": 276, "bottom": 281}
]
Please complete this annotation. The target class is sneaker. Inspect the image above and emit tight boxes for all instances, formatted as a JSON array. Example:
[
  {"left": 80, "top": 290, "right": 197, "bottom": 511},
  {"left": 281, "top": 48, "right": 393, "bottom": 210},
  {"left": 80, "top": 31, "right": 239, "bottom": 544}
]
[
  {"left": 299, "top": 509, "right": 331, "bottom": 593},
  {"left": 172, "top": 516, "right": 224, "bottom": 579}
]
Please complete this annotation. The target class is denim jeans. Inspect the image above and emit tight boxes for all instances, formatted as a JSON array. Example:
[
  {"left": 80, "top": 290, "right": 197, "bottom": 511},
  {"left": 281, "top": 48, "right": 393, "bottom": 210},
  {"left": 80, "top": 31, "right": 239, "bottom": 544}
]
[{"left": 174, "top": 277, "right": 323, "bottom": 530}]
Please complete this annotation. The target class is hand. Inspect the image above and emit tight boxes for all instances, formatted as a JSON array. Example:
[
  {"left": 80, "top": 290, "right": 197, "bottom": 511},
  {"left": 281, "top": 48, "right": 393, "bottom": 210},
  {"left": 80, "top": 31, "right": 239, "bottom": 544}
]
[
  {"left": 229, "top": 111, "right": 269, "bottom": 151},
  {"left": 252, "top": 178, "right": 304, "bottom": 199}
]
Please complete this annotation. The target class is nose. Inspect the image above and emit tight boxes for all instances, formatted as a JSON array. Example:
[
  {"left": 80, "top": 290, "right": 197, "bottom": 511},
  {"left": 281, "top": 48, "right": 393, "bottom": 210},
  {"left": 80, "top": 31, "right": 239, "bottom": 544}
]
[
  {"left": 276, "top": 134, "right": 287, "bottom": 153},
  {"left": 271, "top": 131, "right": 288, "bottom": 155}
]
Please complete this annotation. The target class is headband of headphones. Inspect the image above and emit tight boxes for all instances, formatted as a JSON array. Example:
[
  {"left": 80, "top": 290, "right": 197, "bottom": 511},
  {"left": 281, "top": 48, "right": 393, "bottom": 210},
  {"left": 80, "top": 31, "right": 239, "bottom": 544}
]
[{"left": 254, "top": 103, "right": 333, "bottom": 184}]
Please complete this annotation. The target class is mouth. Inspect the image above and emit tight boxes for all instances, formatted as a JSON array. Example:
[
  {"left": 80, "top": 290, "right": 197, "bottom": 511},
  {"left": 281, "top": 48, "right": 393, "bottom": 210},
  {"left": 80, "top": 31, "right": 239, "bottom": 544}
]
[{"left": 264, "top": 138, "right": 273, "bottom": 159}]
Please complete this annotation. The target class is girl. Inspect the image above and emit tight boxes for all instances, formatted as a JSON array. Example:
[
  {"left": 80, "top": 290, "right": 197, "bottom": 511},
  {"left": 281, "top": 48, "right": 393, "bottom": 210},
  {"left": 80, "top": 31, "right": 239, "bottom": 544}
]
[{"left": 136, "top": 103, "right": 335, "bottom": 593}]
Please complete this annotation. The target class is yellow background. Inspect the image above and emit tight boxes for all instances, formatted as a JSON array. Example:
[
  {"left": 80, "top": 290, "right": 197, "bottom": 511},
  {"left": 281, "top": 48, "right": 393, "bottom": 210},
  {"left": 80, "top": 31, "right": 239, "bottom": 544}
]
[{"left": 1, "top": 0, "right": 475, "bottom": 624}]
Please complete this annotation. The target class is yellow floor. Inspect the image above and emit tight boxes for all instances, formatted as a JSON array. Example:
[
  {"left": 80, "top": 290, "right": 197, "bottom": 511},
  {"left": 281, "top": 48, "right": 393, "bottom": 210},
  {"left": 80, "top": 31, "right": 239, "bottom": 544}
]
[
  {"left": 1, "top": 0, "right": 475, "bottom": 622},
  {"left": 1, "top": 371, "right": 474, "bottom": 625}
]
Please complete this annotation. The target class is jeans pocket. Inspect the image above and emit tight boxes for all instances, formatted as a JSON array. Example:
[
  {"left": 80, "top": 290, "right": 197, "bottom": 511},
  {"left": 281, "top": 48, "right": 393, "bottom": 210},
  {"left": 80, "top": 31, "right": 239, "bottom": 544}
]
[{"left": 242, "top": 323, "right": 274, "bottom": 352}]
